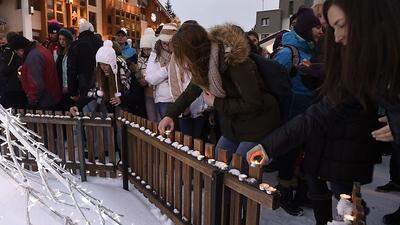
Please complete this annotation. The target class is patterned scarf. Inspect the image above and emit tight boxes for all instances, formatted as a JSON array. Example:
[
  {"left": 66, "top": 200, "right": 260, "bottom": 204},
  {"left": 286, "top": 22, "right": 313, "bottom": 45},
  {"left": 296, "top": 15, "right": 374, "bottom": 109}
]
[{"left": 207, "top": 42, "right": 226, "bottom": 98}]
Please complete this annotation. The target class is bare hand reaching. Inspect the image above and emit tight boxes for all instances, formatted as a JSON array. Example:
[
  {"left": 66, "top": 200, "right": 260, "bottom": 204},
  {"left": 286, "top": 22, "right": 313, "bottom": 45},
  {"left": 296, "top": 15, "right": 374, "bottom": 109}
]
[
  {"left": 158, "top": 116, "right": 175, "bottom": 135},
  {"left": 372, "top": 116, "right": 394, "bottom": 142}
]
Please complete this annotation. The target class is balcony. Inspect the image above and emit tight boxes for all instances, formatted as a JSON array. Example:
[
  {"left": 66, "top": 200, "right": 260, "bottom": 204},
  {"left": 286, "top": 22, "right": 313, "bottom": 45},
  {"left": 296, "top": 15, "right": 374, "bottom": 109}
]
[{"left": 106, "top": 0, "right": 140, "bottom": 15}]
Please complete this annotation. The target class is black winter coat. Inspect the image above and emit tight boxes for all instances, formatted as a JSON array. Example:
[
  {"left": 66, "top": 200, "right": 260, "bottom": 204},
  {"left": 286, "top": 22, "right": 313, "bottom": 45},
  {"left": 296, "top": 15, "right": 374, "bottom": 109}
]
[
  {"left": 0, "top": 45, "right": 27, "bottom": 108},
  {"left": 261, "top": 97, "right": 381, "bottom": 184},
  {"left": 67, "top": 31, "right": 102, "bottom": 97}
]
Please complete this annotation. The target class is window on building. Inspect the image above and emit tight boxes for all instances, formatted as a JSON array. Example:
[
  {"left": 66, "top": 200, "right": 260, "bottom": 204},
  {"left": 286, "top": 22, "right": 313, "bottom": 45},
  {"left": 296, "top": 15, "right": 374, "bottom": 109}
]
[
  {"left": 261, "top": 34, "right": 269, "bottom": 39},
  {"left": 89, "top": 11, "right": 97, "bottom": 31},
  {"left": 261, "top": 17, "right": 270, "bottom": 26},
  {"left": 17, "top": 0, "right": 41, "bottom": 10},
  {"left": 89, "top": 0, "right": 96, "bottom": 6},
  {"left": 289, "top": 1, "right": 294, "bottom": 15}
]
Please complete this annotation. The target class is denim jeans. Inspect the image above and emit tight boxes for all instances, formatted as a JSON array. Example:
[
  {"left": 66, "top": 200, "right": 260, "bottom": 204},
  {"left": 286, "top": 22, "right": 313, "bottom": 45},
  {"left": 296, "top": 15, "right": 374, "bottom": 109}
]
[
  {"left": 145, "top": 96, "right": 157, "bottom": 122},
  {"left": 156, "top": 102, "right": 172, "bottom": 122},
  {"left": 178, "top": 116, "right": 206, "bottom": 139},
  {"left": 215, "top": 136, "right": 258, "bottom": 164}
]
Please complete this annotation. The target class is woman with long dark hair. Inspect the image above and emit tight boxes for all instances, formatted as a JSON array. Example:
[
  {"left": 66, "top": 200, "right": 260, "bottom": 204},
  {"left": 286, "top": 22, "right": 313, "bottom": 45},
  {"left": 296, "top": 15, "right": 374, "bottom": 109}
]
[
  {"left": 158, "top": 23, "right": 280, "bottom": 162},
  {"left": 69, "top": 40, "right": 145, "bottom": 117},
  {"left": 56, "top": 28, "right": 74, "bottom": 111},
  {"left": 246, "top": 0, "right": 400, "bottom": 224}
]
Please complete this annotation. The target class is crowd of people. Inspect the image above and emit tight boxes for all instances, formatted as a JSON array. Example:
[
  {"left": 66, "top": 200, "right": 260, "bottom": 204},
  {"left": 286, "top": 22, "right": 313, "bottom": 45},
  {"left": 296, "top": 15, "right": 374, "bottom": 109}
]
[{"left": 0, "top": 0, "right": 399, "bottom": 224}]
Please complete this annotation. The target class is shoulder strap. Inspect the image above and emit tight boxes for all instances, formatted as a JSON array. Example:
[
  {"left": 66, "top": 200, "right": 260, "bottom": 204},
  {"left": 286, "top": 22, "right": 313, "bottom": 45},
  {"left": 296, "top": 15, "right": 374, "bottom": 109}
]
[{"left": 283, "top": 45, "right": 300, "bottom": 66}]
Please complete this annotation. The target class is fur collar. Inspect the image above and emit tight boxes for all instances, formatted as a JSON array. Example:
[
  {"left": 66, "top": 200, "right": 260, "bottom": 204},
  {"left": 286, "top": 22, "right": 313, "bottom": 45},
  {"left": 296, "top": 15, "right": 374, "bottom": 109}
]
[{"left": 209, "top": 24, "right": 250, "bottom": 67}]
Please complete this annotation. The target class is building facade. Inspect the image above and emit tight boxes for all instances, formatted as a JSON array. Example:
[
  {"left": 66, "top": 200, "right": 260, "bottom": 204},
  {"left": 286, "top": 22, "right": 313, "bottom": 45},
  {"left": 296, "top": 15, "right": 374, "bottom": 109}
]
[
  {"left": 254, "top": 0, "right": 312, "bottom": 40},
  {"left": 0, "top": 0, "right": 172, "bottom": 46}
]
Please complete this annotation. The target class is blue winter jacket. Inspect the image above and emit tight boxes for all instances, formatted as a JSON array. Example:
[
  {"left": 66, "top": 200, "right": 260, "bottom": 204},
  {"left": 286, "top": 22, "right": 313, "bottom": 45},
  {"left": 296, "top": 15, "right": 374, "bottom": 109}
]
[{"left": 273, "top": 31, "right": 314, "bottom": 96}]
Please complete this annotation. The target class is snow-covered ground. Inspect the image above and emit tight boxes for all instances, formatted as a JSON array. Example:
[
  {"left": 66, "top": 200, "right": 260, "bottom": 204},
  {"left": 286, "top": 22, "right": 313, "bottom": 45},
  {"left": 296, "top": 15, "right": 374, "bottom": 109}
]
[
  {"left": 0, "top": 174, "right": 167, "bottom": 225},
  {"left": 261, "top": 156, "right": 400, "bottom": 225},
  {"left": 0, "top": 156, "right": 397, "bottom": 225}
]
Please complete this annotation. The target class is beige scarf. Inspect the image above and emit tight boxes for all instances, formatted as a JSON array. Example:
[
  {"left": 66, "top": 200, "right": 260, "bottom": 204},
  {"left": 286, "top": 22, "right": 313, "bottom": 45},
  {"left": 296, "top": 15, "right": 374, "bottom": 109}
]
[
  {"left": 207, "top": 42, "right": 226, "bottom": 98},
  {"left": 169, "top": 54, "right": 189, "bottom": 100}
]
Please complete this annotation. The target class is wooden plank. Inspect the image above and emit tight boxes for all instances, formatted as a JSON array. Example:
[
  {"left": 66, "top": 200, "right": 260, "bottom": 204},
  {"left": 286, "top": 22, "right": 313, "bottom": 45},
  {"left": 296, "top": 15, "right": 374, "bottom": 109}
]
[
  {"left": 87, "top": 126, "right": 95, "bottom": 176},
  {"left": 175, "top": 131, "right": 183, "bottom": 143},
  {"left": 205, "top": 143, "right": 215, "bottom": 159},
  {"left": 220, "top": 148, "right": 231, "bottom": 225},
  {"left": 174, "top": 159, "right": 182, "bottom": 213},
  {"left": 142, "top": 136, "right": 148, "bottom": 183},
  {"left": 194, "top": 139, "right": 204, "bottom": 155},
  {"left": 147, "top": 137, "right": 153, "bottom": 187},
  {"left": 245, "top": 164, "right": 263, "bottom": 225},
  {"left": 127, "top": 128, "right": 217, "bottom": 177},
  {"left": 66, "top": 125, "right": 76, "bottom": 174},
  {"left": 218, "top": 148, "right": 229, "bottom": 163},
  {"left": 154, "top": 146, "right": 160, "bottom": 195},
  {"left": 96, "top": 126, "right": 106, "bottom": 177},
  {"left": 108, "top": 126, "right": 116, "bottom": 178},
  {"left": 193, "top": 141, "right": 204, "bottom": 225},
  {"left": 159, "top": 151, "right": 167, "bottom": 201},
  {"left": 203, "top": 176, "right": 213, "bottom": 225},
  {"left": 223, "top": 174, "right": 279, "bottom": 210},
  {"left": 182, "top": 163, "right": 193, "bottom": 223},
  {"left": 45, "top": 111, "right": 55, "bottom": 153},
  {"left": 230, "top": 154, "right": 244, "bottom": 225},
  {"left": 166, "top": 155, "right": 174, "bottom": 207},
  {"left": 55, "top": 123, "right": 65, "bottom": 163},
  {"left": 182, "top": 135, "right": 193, "bottom": 223},
  {"left": 147, "top": 121, "right": 154, "bottom": 185},
  {"left": 128, "top": 176, "right": 186, "bottom": 225},
  {"left": 137, "top": 132, "right": 142, "bottom": 177}
]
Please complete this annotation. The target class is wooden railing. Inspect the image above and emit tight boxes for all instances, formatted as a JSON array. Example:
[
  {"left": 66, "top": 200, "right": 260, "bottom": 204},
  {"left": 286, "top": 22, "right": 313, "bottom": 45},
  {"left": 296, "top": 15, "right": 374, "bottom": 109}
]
[
  {"left": 13, "top": 109, "right": 119, "bottom": 181},
  {"left": 8, "top": 109, "right": 281, "bottom": 225},
  {"left": 118, "top": 111, "right": 280, "bottom": 225}
]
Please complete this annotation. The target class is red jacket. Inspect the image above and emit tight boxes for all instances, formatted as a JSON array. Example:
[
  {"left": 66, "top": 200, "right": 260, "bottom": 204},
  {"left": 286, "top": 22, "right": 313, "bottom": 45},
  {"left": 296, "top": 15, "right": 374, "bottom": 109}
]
[{"left": 21, "top": 44, "right": 62, "bottom": 108}]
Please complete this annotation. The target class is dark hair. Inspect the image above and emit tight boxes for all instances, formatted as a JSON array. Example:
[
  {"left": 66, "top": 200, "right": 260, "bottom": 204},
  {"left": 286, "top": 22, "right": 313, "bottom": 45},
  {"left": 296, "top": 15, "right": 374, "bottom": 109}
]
[
  {"left": 6, "top": 32, "right": 18, "bottom": 43},
  {"left": 171, "top": 24, "right": 211, "bottom": 88},
  {"left": 290, "top": 13, "right": 298, "bottom": 27},
  {"left": 182, "top": 20, "right": 199, "bottom": 25},
  {"left": 247, "top": 31, "right": 259, "bottom": 41},
  {"left": 322, "top": 0, "right": 400, "bottom": 106}
]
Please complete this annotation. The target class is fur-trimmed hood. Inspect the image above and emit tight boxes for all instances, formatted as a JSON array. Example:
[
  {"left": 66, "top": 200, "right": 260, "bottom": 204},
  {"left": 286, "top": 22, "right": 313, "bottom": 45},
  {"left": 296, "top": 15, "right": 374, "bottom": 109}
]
[{"left": 209, "top": 24, "right": 250, "bottom": 67}]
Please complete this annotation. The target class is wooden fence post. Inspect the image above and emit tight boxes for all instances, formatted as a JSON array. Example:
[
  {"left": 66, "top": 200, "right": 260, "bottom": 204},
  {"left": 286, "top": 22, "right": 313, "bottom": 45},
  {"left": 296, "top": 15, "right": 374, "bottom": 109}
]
[
  {"left": 120, "top": 119, "right": 129, "bottom": 191},
  {"left": 76, "top": 119, "right": 87, "bottom": 182}
]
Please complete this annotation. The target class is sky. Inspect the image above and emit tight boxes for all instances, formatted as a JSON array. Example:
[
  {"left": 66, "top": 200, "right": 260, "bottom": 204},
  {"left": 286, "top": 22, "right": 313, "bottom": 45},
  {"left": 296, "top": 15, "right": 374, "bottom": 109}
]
[{"left": 159, "top": 0, "right": 279, "bottom": 31}]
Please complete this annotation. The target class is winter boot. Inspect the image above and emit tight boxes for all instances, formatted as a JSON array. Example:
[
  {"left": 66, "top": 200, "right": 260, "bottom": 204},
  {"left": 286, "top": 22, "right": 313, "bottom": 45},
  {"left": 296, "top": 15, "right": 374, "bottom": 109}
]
[
  {"left": 376, "top": 181, "right": 400, "bottom": 193},
  {"left": 294, "top": 176, "right": 312, "bottom": 208},
  {"left": 383, "top": 206, "right": 400, "bottom": 225},
  {"left": 276, "top": 184, "right": 304, "bottom": 216},
  {"left": 310, "top": 193, "right": 333, "bottom": 225}
]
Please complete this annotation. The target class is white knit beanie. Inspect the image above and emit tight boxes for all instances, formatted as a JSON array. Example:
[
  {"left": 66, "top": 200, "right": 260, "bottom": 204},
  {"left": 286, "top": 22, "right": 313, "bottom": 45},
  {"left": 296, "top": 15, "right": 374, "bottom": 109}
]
[
  {"left": 78, "top": 18, "right": 94, "bottom": 34},
  {"left": 158, "top": 23, "right": 178, "bottom": 42},
  {"left": 96, "top": 40, "right": 117, "bottom": 75},
  {"left": 140, "top": 28, "right": 156, "bottom": 49}
]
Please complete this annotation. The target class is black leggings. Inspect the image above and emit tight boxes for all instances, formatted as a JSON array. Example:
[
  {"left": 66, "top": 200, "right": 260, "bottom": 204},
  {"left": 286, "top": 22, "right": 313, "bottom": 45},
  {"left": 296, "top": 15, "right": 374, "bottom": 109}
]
[{"left": 306, "top": 174, "right": 353, "bottom": 200}]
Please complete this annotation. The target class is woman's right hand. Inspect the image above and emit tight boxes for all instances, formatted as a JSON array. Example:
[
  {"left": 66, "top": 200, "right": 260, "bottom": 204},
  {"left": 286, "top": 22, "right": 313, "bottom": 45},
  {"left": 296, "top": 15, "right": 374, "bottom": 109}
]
[
  {"left": 69, "top": 106, "right": 79, "bottom": 117},
  {"left": 158, "top": 116, "right": 175, "bottom": 135}
]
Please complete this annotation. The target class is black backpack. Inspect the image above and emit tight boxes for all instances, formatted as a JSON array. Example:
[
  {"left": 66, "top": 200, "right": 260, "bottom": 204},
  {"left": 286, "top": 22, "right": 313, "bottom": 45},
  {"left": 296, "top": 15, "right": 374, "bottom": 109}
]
[{"left": 249, "top": 53, "right": 292, "bottom": 119}]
